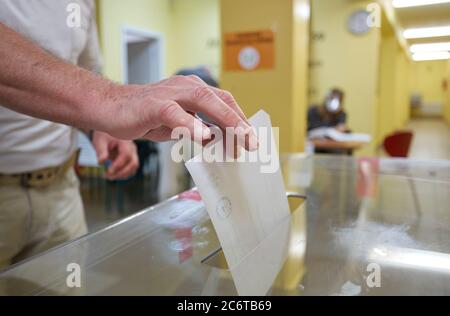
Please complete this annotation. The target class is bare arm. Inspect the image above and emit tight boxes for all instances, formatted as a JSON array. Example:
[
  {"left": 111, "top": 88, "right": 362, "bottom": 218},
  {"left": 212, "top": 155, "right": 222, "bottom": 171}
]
[
  {"left": 335, "top": 123, "right": 347, "bottom": 132},
  {"left": 0, "top": 22, "right": 113, "bottom": 131},
  {"left": 0, "top": 22, "right": 257, "bottom": 150}
]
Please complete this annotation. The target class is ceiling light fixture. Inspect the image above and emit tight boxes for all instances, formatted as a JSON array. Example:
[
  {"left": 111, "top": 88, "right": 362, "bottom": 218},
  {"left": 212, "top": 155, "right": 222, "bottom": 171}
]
[
  {"left": 410, "top": 42, "right": 450, "bottom": 53},
  {"left": 393, "top": 0, "right": 450, "bottom": 8},
  {"left": 412, "top": 51, "right": 450, "bottom": 61},
  {"left": 404, "top": 25, "right": 450, "bottom": 39}
]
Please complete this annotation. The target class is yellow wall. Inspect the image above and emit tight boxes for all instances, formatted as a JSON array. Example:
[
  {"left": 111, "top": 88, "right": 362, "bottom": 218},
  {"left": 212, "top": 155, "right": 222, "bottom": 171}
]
[
  {"left": 310, "top": 0, "right": 381, "bottom": 155},
  {"left": 291, "top": 0, "right": 310, "bottom": 153},
  {"left": 97, "top": 0, "right": 176, "bottom": 82},
  {"left": 445, "top": 60, "right": 450, "bottom": 124},
  {"left": 171, "top": 0, "right": 220, "bottom": 78},
  {"left": 220, "top": 0, "right": 310, "bottom": 153},
  {"left": 97, "top": 0, "right": 221, "bottom": 82},
  {"left": 394, "top": 50, "right": 411, "bottom": 128},
  {"left": 377, "top": 32, "right": 397, "bottom": 144},
  {"left": 410, "top": 60, "right": 448, "bottom": 116},
  {"left": 376, "top": 15, "right": 411, "bottom": 145}
]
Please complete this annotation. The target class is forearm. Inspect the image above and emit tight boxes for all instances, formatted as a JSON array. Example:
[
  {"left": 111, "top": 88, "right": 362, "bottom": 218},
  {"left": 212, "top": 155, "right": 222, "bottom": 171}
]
[
  {"left": 0, "top": 22, "right": 256, "bottom": 147},
  {"left": 0, "top": 22, "right": 114, "bottom": 131}
]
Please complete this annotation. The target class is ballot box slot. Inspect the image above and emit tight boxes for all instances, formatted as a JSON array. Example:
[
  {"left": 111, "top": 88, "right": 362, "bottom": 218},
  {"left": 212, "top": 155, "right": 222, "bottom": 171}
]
[
  {"left": 201, "top": 192, "right": 306, "bottom": 271},
  {"left": 201, "top": 247, "right": 223, "bottom": 264}
]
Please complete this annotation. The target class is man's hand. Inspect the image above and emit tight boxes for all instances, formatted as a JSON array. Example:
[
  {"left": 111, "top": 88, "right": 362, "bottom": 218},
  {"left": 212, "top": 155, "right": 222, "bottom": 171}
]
[
  {"left": 0, "top": 23, "right": 258, "bottom": 151},
  {"left": 100, "top": 75, "right": 258, "bottom": 151},
  {"left": 92, "top": 131, "right": 139, "bottom": 180}
]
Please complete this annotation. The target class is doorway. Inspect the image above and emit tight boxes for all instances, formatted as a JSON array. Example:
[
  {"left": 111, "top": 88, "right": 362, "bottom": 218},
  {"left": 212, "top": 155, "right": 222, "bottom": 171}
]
[
  {"left": 121, "top": 26, "right": 187, "bottom": 201},
  {"left": 122, "top": 26, "right": 164, "bottom": 84}
]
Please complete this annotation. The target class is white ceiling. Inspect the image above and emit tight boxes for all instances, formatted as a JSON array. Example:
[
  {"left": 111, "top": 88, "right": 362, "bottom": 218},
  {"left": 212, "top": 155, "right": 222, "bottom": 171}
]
[{"left": 394, "top": 2, "right": 450, "bottom": 45}]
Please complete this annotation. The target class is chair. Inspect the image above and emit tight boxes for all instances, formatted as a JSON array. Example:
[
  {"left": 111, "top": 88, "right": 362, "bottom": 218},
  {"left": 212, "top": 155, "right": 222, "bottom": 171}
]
[
  {"left": 382, "top": 130, "right": 420, "bottom": 216},
  {"left": 382, "top": 130, "right": 413, "bottom": 158}
]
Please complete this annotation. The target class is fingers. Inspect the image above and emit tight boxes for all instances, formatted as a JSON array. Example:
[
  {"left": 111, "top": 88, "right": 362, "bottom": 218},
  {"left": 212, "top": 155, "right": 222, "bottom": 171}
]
[
  {"left": 177, "top": 76, "right": 258, "bottom": 151},
  {"left": 223, "top": 130, "right": 241, "bottom": 160},
  {"left": 93, "top": 135, "right": 109, "bottom": 164},
  {"left": 106, "top": 142, "right": 139, "bottom": 180},
  {"left": 139, "top": 75, "right": 258, "bottom": 151},
  {"left": 184, "top": 75, "right": 248, "bottom": 123},
  {"left": 142, "top": 126, "right": 173, "bottom": 142},
  {"left": 189, "top": 86, "right": 241, "bottom": 127},
  {"left": 113, "top": 160, "right": 138, "bottom": 180},
  {"left": 111, "top": 153, "right": 139, "bottom": 179},
  {"left": 191, "top": 86, "right": 258, "bottom": 151},
  {"left": 106, "top": 153, "right": 128, "bottom": 179},
  {"left": 209, "top": 87, "right": 248, "bottom": 123},
  {"left": 208, "top": 87, "right": 258, "bottom": 152},
  {"left": 158, "top": 101, "right": 211, "bottom": 142}
]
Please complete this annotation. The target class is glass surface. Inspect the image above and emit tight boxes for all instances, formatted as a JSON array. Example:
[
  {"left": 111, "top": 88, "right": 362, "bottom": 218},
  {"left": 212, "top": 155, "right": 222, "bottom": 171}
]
[{"left": 1, "top": 154, "right": 449, "bottom": 295}]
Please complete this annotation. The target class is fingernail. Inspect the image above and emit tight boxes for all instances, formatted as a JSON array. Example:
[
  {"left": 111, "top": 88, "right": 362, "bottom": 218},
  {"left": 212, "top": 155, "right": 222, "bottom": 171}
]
[
  {"left": 237, "top": 121, "right": 252, "bottom": 132},
  {"left": 202, "top": 127, "right": 211, "bottom": 139},
  {"left": 248, "top": 131, "right": 259, "bottom": 151},
  {"left": 237, "top": 121, "right": 258, "bottom": 151},
  {"left": 194, "top": 126, "right": 211, "bottom": 140}
]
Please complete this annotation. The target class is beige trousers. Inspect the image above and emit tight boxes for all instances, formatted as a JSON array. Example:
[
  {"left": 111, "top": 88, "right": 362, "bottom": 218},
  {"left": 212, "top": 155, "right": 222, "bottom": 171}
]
[{"left": 0, "top": 168, "right": 87, "bottom": 271}]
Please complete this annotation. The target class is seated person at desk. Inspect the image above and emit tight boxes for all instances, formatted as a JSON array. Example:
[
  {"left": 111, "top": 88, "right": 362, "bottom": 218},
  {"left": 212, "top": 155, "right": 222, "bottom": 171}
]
[
  {"left": 307, "top": 88, "right": 347, "bottom": 132},
  {"left": 176, "top": 66, "right": 219, "bottom": 88},
  {"left": 307, "top": 89, "right": 349, "bottom": 154}
]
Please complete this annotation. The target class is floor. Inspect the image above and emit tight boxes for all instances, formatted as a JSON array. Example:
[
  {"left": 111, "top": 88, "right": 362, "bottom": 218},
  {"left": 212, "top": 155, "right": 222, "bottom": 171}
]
[
  {"left": 80, "top": 176, "right": 162, "bottom": 233},
  {"left": 407, "top": 118, "right": 450, "bottom": 160}
]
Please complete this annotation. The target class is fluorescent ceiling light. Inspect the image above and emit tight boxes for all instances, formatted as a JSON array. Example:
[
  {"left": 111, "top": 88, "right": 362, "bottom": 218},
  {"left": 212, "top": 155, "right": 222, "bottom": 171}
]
[
  {"left": 393, "top": 0, "right": 450, "bottom": 8},
  {"left": 294, "top": 2, "right": 310, "bottom": 19},
  {"left": 412, "top": 51, "right": 450, "bottom": 61},
  {"left": 410, "top": 42, "right": 450, "bottom": 53},
  {"left": 404, "top": 25, "right": 450, "bottom": 39}
]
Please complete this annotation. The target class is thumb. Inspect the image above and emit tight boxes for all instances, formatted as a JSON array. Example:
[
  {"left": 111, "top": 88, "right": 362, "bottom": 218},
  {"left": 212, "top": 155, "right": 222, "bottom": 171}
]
[{"left": 94, "top": 136, "right": 109, "bottom": 164}]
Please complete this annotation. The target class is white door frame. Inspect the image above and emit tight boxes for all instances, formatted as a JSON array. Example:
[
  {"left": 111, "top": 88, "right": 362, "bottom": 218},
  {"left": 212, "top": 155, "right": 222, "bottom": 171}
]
[{"left": 121, "top": 25, "right": 165, "bottom": 84}]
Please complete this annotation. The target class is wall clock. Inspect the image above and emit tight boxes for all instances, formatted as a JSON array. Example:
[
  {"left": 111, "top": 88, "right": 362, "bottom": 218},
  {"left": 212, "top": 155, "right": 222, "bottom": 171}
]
[{"left": 347, "top": 9, "right": 371, "bottom": 36}]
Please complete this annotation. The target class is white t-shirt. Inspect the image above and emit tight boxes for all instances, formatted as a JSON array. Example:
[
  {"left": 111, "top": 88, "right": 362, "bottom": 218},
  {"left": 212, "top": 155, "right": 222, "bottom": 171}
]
[{"left": 0, "top": 0, "right": 102, "bottom": 173}]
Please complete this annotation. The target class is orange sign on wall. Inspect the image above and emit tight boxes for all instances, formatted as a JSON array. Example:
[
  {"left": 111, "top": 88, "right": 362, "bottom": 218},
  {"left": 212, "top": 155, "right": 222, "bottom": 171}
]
[{"left": 223, "top": 30, "right": 275, "bottom": 71}]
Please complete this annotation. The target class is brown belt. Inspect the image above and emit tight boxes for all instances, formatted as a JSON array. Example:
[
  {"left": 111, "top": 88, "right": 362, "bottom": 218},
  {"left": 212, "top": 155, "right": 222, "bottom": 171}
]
[{"left": 0, "top": 150, "right": 79, "bottom": 188}]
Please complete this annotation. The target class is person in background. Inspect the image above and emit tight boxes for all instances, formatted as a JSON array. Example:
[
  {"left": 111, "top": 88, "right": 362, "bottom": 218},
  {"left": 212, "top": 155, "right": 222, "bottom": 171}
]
[
  {"left": 176, "top": 66, "right": 219, "bottom": 88},
  {"left": 307, "top": 88, "right": 347, "bottom": 132}
]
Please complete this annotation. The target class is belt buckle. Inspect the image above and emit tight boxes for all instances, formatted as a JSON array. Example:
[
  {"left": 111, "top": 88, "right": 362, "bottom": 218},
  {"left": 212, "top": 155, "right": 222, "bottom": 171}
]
[
  {"left": 20, "top": 173, "right": 32, "bottom": 188},
  {"left": 20, "top": 171, "right": 55, "bottom": 188}
]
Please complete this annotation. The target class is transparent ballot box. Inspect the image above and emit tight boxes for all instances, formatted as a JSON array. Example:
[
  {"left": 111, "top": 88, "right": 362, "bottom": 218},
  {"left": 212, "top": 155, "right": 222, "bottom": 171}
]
[{"left": 1, "top": 155, "right": 450, "bottom": 295}]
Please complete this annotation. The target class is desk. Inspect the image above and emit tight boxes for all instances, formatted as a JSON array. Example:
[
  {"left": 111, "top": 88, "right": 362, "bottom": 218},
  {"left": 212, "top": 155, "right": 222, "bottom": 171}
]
[
  {"left": 1, "top": 155, "right": 450, "bottom": 295},
  {"left": 311, "top": 138, "right": 366, "bottom": 155}
]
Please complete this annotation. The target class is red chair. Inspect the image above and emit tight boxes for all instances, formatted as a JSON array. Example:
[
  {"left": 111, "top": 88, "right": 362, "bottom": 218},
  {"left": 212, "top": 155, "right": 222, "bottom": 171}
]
[
  {"left": 382, "top": 130, "right": 420, "bottom": 216},
  {"left": 383, "top": 130, "right": 414, "bottom": 158}
]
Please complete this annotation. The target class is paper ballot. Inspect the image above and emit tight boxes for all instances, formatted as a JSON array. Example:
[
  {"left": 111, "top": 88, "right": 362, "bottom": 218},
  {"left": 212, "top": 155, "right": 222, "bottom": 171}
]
[{"left": 185, "top": 110, "right": 291, "bottom": 295}]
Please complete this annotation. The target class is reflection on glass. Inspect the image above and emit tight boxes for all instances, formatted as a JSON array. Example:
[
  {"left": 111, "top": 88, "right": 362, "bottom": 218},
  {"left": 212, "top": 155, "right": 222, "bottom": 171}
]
[
  {"left": 0, "top": 155, "right": 449, "bottom": 295},
  {"left": 369, "top": 246, "right": 450, "bottom": 274},
  {"left": 201, "top": 198, "right": 307, "bottom": 296}
]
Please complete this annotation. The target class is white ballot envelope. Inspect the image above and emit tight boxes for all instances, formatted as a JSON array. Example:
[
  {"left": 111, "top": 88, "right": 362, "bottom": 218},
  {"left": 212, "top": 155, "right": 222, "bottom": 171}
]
[{"left": 185, "top": 110, "right": 291, "bottom": 295}]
